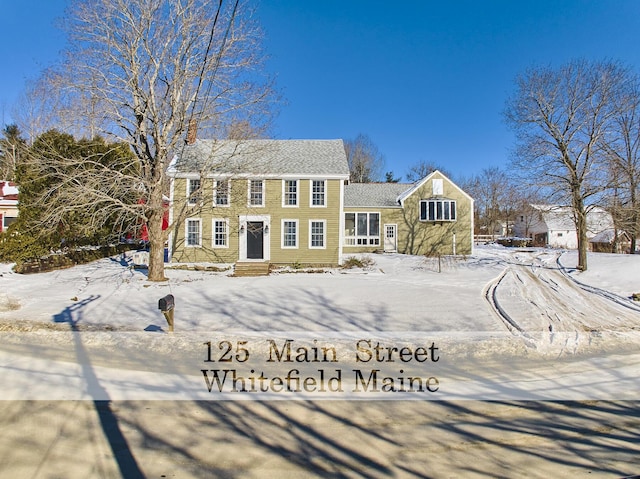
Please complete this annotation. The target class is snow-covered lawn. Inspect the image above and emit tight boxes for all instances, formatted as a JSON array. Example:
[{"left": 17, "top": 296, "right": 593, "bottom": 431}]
[
  {"left": 560, "top": 249, "right": 640, "bottom": 298},
  {"left": 0, "top": 248, "right": 509, "bottom": 332},
  {"left": 1, "top": 245, "right": 639, "bottom": 401},
  {"left": 1, "top": 245, "right": 638, "bottom": 334}
]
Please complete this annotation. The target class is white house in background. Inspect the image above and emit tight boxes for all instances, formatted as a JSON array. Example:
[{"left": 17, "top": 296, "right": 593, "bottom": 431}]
[
  {"left": 0, "top": 181, "right": 18, "bottom": 233},
  {"left": 589, "top": 229, "right": 632, "bottom": 253},
  {"left": 513, "top": 205, "right": 614, "bottom": 249}
]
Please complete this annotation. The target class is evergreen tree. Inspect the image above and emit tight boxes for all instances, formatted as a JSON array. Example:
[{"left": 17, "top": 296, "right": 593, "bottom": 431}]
[{"left": 0, "top": 130, "right": 137, "bottom": 265}]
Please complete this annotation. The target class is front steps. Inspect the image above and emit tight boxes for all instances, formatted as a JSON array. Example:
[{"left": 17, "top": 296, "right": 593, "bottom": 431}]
[{"left": 233, "top": 262, "right": 270, "bottom": 277}]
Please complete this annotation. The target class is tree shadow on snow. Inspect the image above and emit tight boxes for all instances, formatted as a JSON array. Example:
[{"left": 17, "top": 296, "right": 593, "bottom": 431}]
[
  {"left": 37, "top": 270, "right": 640, "bottom": 478},
  {"left": 51, "top": 296, "right": 145, "bottom": 479}
]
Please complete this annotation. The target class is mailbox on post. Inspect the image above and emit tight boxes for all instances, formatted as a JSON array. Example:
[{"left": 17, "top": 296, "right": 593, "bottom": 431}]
[{"left": 158, "top": 294, "right": 175, "bottom": 332}]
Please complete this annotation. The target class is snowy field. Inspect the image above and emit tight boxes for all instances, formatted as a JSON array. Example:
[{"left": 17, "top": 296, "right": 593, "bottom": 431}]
[
  {"left": 0, "top": 247, "right": 507, "bottom": 332},
  {"left": 0, "top": 244, "right": 638, "bottom": 335},
  {"left": 1, "top": 245, "right": 639, "bottom": 401}
]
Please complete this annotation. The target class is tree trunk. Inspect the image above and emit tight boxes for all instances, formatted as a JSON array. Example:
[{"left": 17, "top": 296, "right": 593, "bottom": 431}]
[
  {"left": 147, "top": 227, "right": 167, "bottom": 281},
  {"left": 574, "top": 199, "right": 589, "bottom": 271},
  {"left": 146, "top": 187, "right": 167, "bottom": 282},
  {"left": 630, "top": 182, "right": 638, "bottom": 254}
]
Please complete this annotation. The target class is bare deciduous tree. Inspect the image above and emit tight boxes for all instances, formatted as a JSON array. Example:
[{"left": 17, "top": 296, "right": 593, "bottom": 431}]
[
  {"left": 462, "top": 167, "right": 520, "bottom": 238},
  {"left": 603, "top": 77, "right": 640, "bottom": 253},
  {"left": 25, "top": 0, "right": 274, "bottom": 280},
  {"left": 344, "top": 134, "right": 385, "bottom": 183},
  {"left": 405, "top": 160, "right": 452, "bottom": 183},
  {"left": 504, "top": 59, "right": 630, "bottom": 270},
  {"left": 11, "top": 75, "right": 63, "bottom": 146}
]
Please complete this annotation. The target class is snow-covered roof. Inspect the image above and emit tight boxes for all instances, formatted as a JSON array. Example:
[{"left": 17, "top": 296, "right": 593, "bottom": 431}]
[
  {"left": 0, "top": 181, "right": 18, "bottom": 206},
  {"left": 585, "top": 207, "right": 615, "bottom": 234},
  {"left": 169, "top": 139, "right": 350, "bottom": 178},
  {"left": 344, "top": 182, "right": 411, "bottom": 207},
  {"left": 0, "top": 181, "right": 18, "bottom": 197},
  {"left": 530, "top": 205, "right": 614, "bottom": 234},
  {"left": 530, "top": 205, "right": 576, "bottom": 231},
  {"left": 589, "top": 228, "right": 629, "bottom": 244}
]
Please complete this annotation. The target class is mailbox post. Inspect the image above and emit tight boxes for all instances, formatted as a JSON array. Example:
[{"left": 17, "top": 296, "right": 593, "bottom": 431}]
[{"left": 158, "top": 294, "right": 175, "bottom": 332}]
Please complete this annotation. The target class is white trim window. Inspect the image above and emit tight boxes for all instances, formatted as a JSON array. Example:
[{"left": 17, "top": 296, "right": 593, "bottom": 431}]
[
  {"left": 420, "top": 199, "right": 456, "bottom": 222},
  {"left": 214, "top": 179, "right": 230, "bottom": 207},
  {"left": 282, "top": 179, "right": 299, "bottom": 207},
  {"left": 310, "top": 179, "right": 326, "bottom": 207},
  {"left": 282, "top": 219, "right": 298, "bottom": 248},
  {"left": 185, "top": 218, "right": 202, "bottom": 247},
  {"left": 212, "top": 218, "right": 229, "bottom": 248},
  {"left": 249, "top": 179, "right": 264, "bottom": 207},
  {"left": 344, "top": 212, "right": 380, "bottom": 246},
  {"left": 187, "top": 178, "right": 202, "bottom": 205},
  {"left": 309, "top": 220, "right": 326, "bottom": 249},
  {"left": 3, "top": 215, "right": 17, "bottom": 229}
]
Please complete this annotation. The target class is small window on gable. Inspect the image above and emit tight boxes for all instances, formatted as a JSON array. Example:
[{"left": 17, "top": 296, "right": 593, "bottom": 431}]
[{"left": 432, "top": 179, "right": 444, "bottom": 196}]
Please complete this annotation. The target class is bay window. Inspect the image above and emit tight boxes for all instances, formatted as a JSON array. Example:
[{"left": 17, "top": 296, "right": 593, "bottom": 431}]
[{"left": 344, "top": 212, "right": 380, "bottom": 246}]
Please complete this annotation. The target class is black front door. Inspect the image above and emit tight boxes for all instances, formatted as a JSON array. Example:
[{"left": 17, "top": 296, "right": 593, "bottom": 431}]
[{"left": 246, "top": 221, "right": 264, "bottom": 259}]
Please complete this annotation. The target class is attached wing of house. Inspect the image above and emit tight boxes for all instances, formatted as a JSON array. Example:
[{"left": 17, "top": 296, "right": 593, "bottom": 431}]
[{"left": 343, "top": 171, "right": 474, "bottom": 256}]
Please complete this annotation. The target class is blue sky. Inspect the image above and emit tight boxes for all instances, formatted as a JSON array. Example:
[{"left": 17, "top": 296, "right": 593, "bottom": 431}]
[{"left": 2, "top": 1, "right": 640, "bottom": 180}]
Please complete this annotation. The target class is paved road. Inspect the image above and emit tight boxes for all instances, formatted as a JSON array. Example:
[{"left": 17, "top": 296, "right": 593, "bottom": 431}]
[{"left": 0, "top": 399, "right": 638, "bottom": 478}]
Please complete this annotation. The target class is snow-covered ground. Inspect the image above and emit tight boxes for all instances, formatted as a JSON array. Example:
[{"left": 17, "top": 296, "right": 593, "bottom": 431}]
[
  {"left": 1, "top": 244, "right": 638, "bottom": 334},
  {"left": 1, "top": 245, "right": 639, "bottom": 401},
  {"left": 0, "top": 248, "right": 507, "bottom": 332}
]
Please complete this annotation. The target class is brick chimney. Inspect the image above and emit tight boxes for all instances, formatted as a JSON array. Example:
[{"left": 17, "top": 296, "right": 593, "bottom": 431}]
[{"left": 186, "top": 118, "right": 197, "bottom": 145}]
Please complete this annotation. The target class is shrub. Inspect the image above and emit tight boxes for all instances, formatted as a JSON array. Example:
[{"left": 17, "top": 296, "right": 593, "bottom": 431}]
[
  {"left": 0, "top": 232, "right": 52, "bottom": 267},
  {"left": 7, "top": 243, "right": 137, "bottom": 274},
  {"left": 342, "top": 255, "right": 375, "bottom": 269},
  {"left": 496, "top": 237, "right": 532, "bottom": 248}
]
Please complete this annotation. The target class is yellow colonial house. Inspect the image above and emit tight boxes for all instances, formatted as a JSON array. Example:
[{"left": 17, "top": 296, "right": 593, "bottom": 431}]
[
  {"left": 168, "top": 139, "right": 350, "bottom": 269},
  {"left": 167, "top": 139, "right": 473, "bottom": 270}
]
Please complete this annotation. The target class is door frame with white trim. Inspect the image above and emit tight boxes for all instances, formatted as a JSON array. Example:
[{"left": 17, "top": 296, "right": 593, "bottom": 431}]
[
  {"left": 239, "top": 215, "right": 271, "bottom": 261},
  {"left": 384, "top": 223, "right": 397, "bottom": 252}
]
